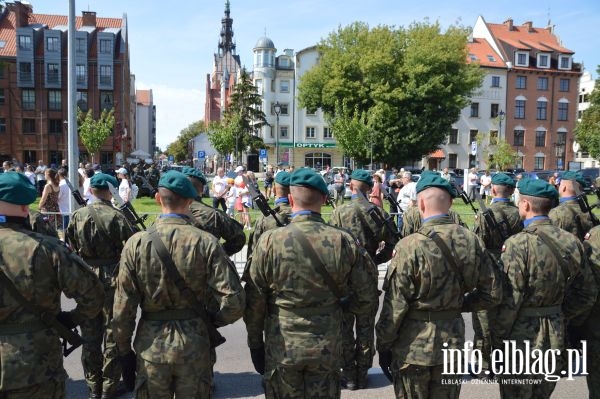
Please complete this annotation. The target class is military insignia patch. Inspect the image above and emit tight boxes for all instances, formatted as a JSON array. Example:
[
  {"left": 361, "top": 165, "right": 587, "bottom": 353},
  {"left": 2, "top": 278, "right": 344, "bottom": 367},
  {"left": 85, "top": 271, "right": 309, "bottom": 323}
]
[
  {"left": 585, "top": 232, "right": 591, "bottom": 241},
  {"left": 501, "top": 244, "right": 506, "bottom": 253},
  {"left": 392, "top": 249, "right": 396, "bottom": 258}
]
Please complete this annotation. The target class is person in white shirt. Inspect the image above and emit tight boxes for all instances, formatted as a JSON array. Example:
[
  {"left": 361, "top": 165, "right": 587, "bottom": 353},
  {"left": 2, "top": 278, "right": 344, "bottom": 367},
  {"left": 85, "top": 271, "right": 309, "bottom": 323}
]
[
  {"left": 396, "top": 171, "right": 417, "bottom": 213},
  {"left": 57, "top": 168, "right": 71, "bottom": 228},
  {"left": 479, "top": 170, "right": 492, "bottom": 203},
  {"left": 211, "top": 167, "right": 229, "bottom": 211},
  {"left": 82, "top": 167, "right": 98, "bottom": 204},
  {"left": 34, "top": 160, "right": 47, "bottom": 196},
  {"left": 116, "top": 167, "right": 131, "bottom": 203},
  {"left": 467, "top": 167, "right": 479, "bottom": 200},
  {"left": 24, "top": 165, "right": 36, "bottom": 186}
]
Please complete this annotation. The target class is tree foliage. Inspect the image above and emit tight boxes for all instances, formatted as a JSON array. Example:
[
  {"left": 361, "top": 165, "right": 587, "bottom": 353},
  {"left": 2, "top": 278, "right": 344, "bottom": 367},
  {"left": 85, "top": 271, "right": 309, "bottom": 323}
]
[
  {"left": 298, "top": 21, "right": 483, "bottom": 166},
  {"left": 575, "top": 66, "right": 600, "bottom": 159},
  {"left": 209, "top": 68, "right": 267, "bottom": 163},
  {"left": 78, "top": 108, "right": 115, "bottom": 163},
  {"left": 165, "top": 120, "right": 205, "bottom": 163}
]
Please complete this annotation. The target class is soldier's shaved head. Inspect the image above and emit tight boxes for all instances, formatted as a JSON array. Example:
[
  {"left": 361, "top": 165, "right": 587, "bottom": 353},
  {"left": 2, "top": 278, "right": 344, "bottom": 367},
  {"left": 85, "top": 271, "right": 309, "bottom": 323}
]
[
  {"left": 417, "top": 187, "right": 452, "bottom": 218},
  {"left": 157, "top": 187, "right": 193, "bottom": 212},
  {"left": 492, "top": 184, "right": 513, "bottom": 198},
  {"left": 350, "top": 179, "right": 370, "bottom": 194},
  {"left": 274, "top": 183, "right": 290, "bottom": 197},
  {"left": 520, "top": 194, "right": 553, "bottom": 215},
  {"left": 290, "top": 186, "right": 325, "bottom": 211},
  {"left": 558, "top": 179, "right": 579, "bottom": 197}
]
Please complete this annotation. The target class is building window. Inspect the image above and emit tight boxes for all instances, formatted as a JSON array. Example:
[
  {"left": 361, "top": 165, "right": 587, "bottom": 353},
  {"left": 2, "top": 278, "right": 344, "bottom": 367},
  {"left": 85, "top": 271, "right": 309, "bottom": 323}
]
[
  {"left": 77, "top": 91, "right": 88, "bottom": 111},
  {"left": 76, "top": 64, "right": 87, "bottom": 84},
  {"left": 19, "top": 62, "right": 32, "bottom": 82},
  {"left": 516, "top": 76, "right": 527, "bottom": 89},
  {"left": 514, "top": 130, "right": 525, "bottom": 146},
  {"left": 0, "top": 88, "right": 4, "bottom": 104},
  {"left": 279, "top": 80, "right": 290, "bottom": 93},
  {"left": 535, "top": 130, "right": 546, "bottom": 147},
  {"left": 271, "top": 79, "right": 275, "bottom": 92},
  {"left": 536, "top": 101, "right": 547, "bottom": 120},
  {"left": 271, "top": 102, "right": 289, "bottom": 115},
  {"left": 279, "top": 57, "right": 290, "bottom": 68},
  {"left": 47, "top": 63, "right": 59, "bottom": 84},
  {"left": 46, "top": 37, "right": 59, "bottom": 52},
  {"left": 515, "top": 99, "right": 526, "bottom": 119},
  {"left": 305, "top": 126, "right": 316, "bottom": 138},
  {"left": 304, "top": 152, "right": 332, "bottom": 171},
  {"left": 18, "top": 35, "right": 32, "bottom": 50},
  {"left": 559, "top": 79, "right": 570, "bottom": 92},
  {"left": 448, "top": 128, "right": 458, "bottom": 144},
  {"left": 491, "top": 103, "right": 499, "bottom": 118},
  {"left": 558, "top": 55, "right": 572, "bottom": 70},
  {"left": 491, "top": 76, "right": 500, "bottom": 87},
  {"left": 0, "top": 118, "right": 6, "bottom": 133},
  {"left": 76, "top": 37, "right": 86, "bottom": 53},
  {"left": 22, "top": 118, "right": 36, "bottom": 134},
  {"left": 515, "top": 51, "right": 529, "bottom": 67},
  {"left": 49, "top": 151, "right": 62, "bottom": 167},
  {"left": 280, "top": 126, "right": 288, "bottom": 138},
  {"left": 48, "top": 119, "right": 63, "bottom": 135},
  {"left": 557, "top": 131, "right": 567, "bottom": 145},
  {"left": 0, "top": 64, "right": 5, "bottom": 79},
  {"left": 101, "top": 92, "right": 113, "bottom": 111},
  {"left": 534, "top": 156, "right": 545, "bottom": 170},
  {"left": 448, "top": 153, "right": 457, "bottom": 169},
  {"left": 22, "top": 89, "right": 35, "bottom": 110},
  {"left": 101, "top": 152, "right": 113, "bottom": 166},
  {"left": 537, "top": 77, "right": 548, "bottom": 90},
  {"left": 99, "top": 39, "right": 112, "bottom": 54},
  {"left": 48, "top": 90, "right": 61, "bottom": 111},
  {"left": 558, "top": 102, "right": 569, "bottom": 121},
  {"left": 255, "top": 79, "right": 263, "bottom": 94},
  {"left": 99, "top": 65, "right": 112, "bottom": 86},
  {"left": 537, "top": 53, "right": 550, "bottom": 68},
  {"left": 323, "top": 127, "right": 333, "bottom": 139},
  {"left": 469, "top": 129, "right": 478, "bottom": 144},
  {"left": 306, "top": 107, "right": 317, "bottom": 116},
  {"left": 470, "top": 102, "right": 479, "bottom": 118}
]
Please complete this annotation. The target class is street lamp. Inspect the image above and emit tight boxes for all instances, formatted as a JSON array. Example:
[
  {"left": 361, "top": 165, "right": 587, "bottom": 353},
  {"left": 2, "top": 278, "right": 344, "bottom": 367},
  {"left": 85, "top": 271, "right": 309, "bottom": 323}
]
[{"left": 274, "top": 101, "right": 281, "bottom": 164}]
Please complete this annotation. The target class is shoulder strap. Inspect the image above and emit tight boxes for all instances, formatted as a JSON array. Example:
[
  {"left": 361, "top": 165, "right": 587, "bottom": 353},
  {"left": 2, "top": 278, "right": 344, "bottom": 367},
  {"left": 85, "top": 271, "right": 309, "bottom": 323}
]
[
  {"left": 418, "top": 227, "right": 464, "bottom": 287},
  {"left": 88, "top": 204, "right": 112, "bottom": 241},
  {"left": 526, "top": 227, "right": 572, "bottom": 282},
  {"left": 288, "top": 223, "right": 345, "bottom": 300}
]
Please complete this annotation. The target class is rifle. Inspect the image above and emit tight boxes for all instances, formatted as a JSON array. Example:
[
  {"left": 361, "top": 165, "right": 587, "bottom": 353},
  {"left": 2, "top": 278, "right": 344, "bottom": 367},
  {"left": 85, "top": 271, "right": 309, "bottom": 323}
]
[
  {"left": 64, "top": 178, "right": 87, "bottom": 207},
  {"left": 137, "top": 174, "right": 158, "bottom": 198},
  {"left": 575, "top": 186, "right": 600, "bottom": 226},
  {"left": 475, "top": 196, "right": 510, "bottom": 242},
  {"left": 107, "top": 182, "right": 148, "bottom": 231},
  {"left": 382, "top": 190, "right": 404, "bottom": 236},
  {"left": 326, "top": 191, "right": 337, "bottom": 209},
  {"left": 0, "top": 266, "right": 83, "bottom": 357},
  {"left": 242, "top": 176, "right": 285, "bottom": 227},
  {"left": 453, "top": 182, "right": 479, "bottom": 215}
]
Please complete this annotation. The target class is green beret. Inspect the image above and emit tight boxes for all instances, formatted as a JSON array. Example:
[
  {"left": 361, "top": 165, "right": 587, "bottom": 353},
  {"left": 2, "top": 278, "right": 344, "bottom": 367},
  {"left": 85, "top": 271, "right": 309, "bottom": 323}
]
[
  {"left": 158, "top": 170, "right": 198, "bottom": 199},
  {"left": 416, "top": 171, "right": 456, "bottom": 197},
  {"left": 518, "top": 178, "right": 558, "bottom": 199},
  {"left": 90, "top": 172, "right": 118, "bottom": 189},
  {"left": 351, "top": 170, "right": 373, "bottom": 187},
  {"left": 182, "top": 167, "right": 207, "bottom": 185},
  {"left": 289, "top": 168, "right": 329, "bottom": 195},
  {"left": 0, "top": 172, "right": 37, "bottom": 205},
  {"left": 561, "top": 171, "right": 586, "bottom": 188},
  {"left": 274, "top": 171, "right": 290, "bottom": 186},
  {"left": 491, "top": 173, "right": 515, "bottom": 188}
]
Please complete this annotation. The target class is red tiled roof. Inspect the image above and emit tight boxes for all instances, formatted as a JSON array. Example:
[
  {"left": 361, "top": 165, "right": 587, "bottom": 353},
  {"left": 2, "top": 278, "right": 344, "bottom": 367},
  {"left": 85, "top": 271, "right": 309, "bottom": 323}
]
[
  {"left": 487, "top": 22, "right": 573, "bottom": 55},
  {"left": 429, "top": 149, "right": 446, "bottom": 159},
  {"left": 136, "top": 90, "right": 151, "bottom": 106},
  {"left": 467, "top": 38, "right": 505, "bottom": 68}
]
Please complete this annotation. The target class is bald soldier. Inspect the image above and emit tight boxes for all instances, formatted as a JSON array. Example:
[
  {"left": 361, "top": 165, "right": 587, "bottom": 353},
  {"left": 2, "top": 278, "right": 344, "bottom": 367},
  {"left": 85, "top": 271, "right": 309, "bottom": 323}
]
[
  {"left": 244, "top": 168, "right": 378, "bottom": 399},
  {"left": 112, "top": 171, "right": 245, "bottom": 398},
  {"left": 0, "top": 172, "right": 104, "bottom": 398},
  {"left": 376, "top": 172, "right": 501, "bottom": 399},
  {"left": 549, "top": 171, "right": 596, "bottom": 241},
  {"left": 492, "top": 178, "right": 597, "bottom": 398},
  {"left": 328, "top": 169, "right": 396, "bottom": 390}
]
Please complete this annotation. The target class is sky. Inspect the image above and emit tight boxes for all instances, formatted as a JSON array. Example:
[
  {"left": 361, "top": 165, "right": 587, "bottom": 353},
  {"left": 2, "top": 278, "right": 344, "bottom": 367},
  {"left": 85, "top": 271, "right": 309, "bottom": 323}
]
[{"left": 32, "top": 0, "right": 600, "bottom": 150}]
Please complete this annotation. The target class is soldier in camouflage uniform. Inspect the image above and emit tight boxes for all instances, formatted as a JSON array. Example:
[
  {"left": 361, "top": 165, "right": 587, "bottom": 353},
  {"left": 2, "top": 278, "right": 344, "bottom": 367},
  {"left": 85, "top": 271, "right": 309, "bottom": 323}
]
[
  {"left": 492, "top": 178, "right": 597, "bottom": 398},
  {"left": 28, "top": 209, "right": 59, "bottom": 237},
  {"left": 65, "top": 173, "right": 136, "bottom": 399},
  {"left": 112, "top": 171, "right": 245, "bottom": 398},
  {"left": 182, "top": 166, "right": 245, "bottom": 256},
  {"left": 471, "top": 172, "right": 523, "bottom": 374},
  {"left": 401, "top": 201, "right": 466, "bottom": 236},
  {"left": 549, "top": 171, "right": 595, "bottom": 241},
  {"left": 582, "top": 225, "right": 600, "bottom": 398},
  {"left": 246, "top": 171, "right": 292, "bottom": 257},
  {"left": 328, "top": 169, "right": 395, "bottom": 390},
  {"left": 244, "top": 168, "right": 378, "bottom": 399},
  {"left": 376, "top": 172, "right": 501, "bottom": 399},
  {"left": 0, "top": 172, "right": 104, "bottom": 398}
]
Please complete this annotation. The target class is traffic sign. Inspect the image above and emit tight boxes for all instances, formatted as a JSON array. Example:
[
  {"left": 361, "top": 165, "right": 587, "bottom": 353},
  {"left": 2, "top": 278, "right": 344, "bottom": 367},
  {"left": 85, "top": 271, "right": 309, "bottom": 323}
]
[
  {"left": 259, "top": 148, "right": 267, "bottom": 158},
  {"left": 197, "top": 150, "right": 206, "bottom": 159},
  {"left": 168, "top": 155, "right": 174, "bottom": 162}
]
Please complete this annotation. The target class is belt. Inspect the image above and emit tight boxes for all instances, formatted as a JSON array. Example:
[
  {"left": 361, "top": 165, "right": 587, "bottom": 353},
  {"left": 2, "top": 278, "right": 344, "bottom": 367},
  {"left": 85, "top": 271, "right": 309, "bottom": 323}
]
[
  {"left": 0, "top": 320, "right": 48, "bottom": 335},
  {"left": 141, "top": 308, "right": 198, "bottom": 321},
  {"left": 406, "top": 309, "right": 461, "bottom": 321},
  {"left": 519, "top": 305, "right": 562, "bottom": 317},
  {"left": 268, "top": 303, "right": 340, "bottom": 318},
  {"left": 85, "top": 258, "right": 120, "bottom": 267}
]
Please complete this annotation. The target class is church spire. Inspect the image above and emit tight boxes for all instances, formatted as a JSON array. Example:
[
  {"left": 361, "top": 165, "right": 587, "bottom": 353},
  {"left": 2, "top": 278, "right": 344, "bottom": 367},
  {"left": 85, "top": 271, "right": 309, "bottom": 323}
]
[{"left": 218, "top": 0, "right": 236, "bottom": 55}]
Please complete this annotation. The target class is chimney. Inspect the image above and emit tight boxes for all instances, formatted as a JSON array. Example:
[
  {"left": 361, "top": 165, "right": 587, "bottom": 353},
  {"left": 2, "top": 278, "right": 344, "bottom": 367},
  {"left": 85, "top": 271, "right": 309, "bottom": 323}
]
[
  {"left": 503, "top": 18, "right": 513, "bottom": 31},
  {"left": 522, "top": 21, "right": 533, "bottom": 32},
  {"left": 11, "top": 1, "right": 33, "bottom": 28},
  {"left": 82, "top": 11, "right": 96, "bottom": 27}
]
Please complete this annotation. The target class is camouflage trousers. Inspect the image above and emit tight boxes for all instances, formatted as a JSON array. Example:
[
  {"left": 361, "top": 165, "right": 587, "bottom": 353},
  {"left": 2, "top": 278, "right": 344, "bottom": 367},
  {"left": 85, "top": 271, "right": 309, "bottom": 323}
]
[
  {"left": 341, "top": 309, "right": 375, "bottom": 385},
  {"left": 264, "top": 365, "right": 341, "bottom": 399},
  {"left": 498, "top": 374, "right": 555, "bottom": 398},
  {"left": 0, "top": 379, "right": 64, "bottom": 399},
  {"left": 586, "top": 339, "right": 600, "bottom": 399},
  {"left": 81, "top": 283, "right": 121, "bottom": 394},
  {"left": 134, "top": 357, "right": 212, "bottom": 399},
  {"left": 392, "top": 363, "right": 460, "bottom": 399},
  {"left": 472, "top": 310, "right": 492, "bottom": 371}
]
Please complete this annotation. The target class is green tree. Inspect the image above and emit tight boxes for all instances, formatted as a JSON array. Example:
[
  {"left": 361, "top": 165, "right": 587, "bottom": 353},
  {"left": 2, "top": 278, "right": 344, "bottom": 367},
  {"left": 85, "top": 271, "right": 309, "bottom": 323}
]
[
  {"left": 575, "top": 66, "right": 600, "bottom": 159},
  {"left": 78, "top": 108, "right": 115, "bottom": 163},
  {"left": 298, "top": 21, "right": 483, "bottom": 166},
  {"left": 165, "top": 120, "right": 205, "bottom": 162}
]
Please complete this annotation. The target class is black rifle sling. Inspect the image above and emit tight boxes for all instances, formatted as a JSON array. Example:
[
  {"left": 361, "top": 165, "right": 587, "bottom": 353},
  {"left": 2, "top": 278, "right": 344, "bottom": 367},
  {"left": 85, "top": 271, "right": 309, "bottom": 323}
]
[
  {"left": 419, "top": 228, "right": 464, "bottom": 288},
  {"left": 288, "top": 224, "right": 345, "bottom": 300},
  {"left": 88, "top": 205, "right": 112, "bottom": 242}
]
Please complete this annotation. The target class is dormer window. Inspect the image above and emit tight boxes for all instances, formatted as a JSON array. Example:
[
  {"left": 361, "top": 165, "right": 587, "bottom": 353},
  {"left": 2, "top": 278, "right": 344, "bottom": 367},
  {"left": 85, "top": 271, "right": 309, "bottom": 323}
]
[
  {"left": 279, "top": 57, "right": 289, "bottom": 67},
  {"left": 515, "top": 51, "right": 529, "bottom": 67},
  {"left": 558, "top": 55, "right": 572, "bottom": 70},
  {"left": 537, "top": 53, "right": 550, "bottom": 69}
]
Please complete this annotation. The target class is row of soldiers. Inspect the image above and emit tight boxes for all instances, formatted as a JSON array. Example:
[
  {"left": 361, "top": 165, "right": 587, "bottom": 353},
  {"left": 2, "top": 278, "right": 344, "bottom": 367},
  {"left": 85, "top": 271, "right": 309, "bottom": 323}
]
[{"left": 1, "top": 163, "right": 600, "bottom": 399}]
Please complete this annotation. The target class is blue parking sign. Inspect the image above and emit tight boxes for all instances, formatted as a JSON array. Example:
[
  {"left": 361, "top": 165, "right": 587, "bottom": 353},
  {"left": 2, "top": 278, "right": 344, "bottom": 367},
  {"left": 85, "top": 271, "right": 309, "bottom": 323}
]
[
  {"left": 197, "top": 150, "right": 206, "bottom": 159},
  {"left": 259, "top": 148, "right": 267, "bottom": 158},
  {"left": 168, "top": 155, "right": 174, "bottom": 162}
]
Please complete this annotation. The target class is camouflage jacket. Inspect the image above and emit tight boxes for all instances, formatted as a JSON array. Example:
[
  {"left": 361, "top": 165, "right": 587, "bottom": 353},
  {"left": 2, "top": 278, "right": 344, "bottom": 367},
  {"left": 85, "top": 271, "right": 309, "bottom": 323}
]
[
  {"left": 189, "top": 197, "right": 246, "bottom": 256},
  {"left": 549, "top": 199, "right": 595, "bottom": 241},
  {"left": 113, "top": 215, "right": 245, "bottom": 364},
  {"left": 65, "top": 199, "right": 135, "bottom": 263},
  {"left": 473, "top": 199, "right": 523, "bottom": 258},
  {"left": 246, "top": 199, "right": 292, "bottom": 257},
  {"left": 329, "top": 194, "right": 397, "bottom": 263},
  {"left": 583, "top": 225, "right": 600, "bottom": 339},
  {"left": 493, "top": 218, "right": 597, "bottom": 350},
  {"left": 0, "top": 220, "right": 104, "bottom": 390},
  {"left": 244, "top": 212, "right": 378, "bottom": 372},
  {"left": 376, "top": 215, "right": 501, "bottom": 366},
  {"left": 401, "top": 206, "right": 466, "bottom": 237},
  {"left": 28, "top": 210, "right": 59, "bottom": 238}
]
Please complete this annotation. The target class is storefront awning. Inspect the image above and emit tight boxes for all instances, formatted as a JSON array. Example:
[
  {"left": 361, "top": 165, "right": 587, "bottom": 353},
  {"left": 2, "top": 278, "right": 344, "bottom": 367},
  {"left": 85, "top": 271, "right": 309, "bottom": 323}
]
[{"left": 429, "top": 149, "right": 446, "bottom": 159}]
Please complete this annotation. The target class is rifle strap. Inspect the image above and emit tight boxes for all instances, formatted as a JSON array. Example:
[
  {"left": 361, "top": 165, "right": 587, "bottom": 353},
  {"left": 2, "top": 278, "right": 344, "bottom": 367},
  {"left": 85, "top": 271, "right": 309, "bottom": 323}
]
[
  {"left": 288, "top": 224, "right": 345, "bottom": 300},
  {"left": 418, "top": 227, "right": 464, "bottom": 288},
  {"left": 88, "top": 205, "right": 112, "bottom": 243},
  {"left": 526, "top": 227, "right": 572, "bottom": 283}
]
